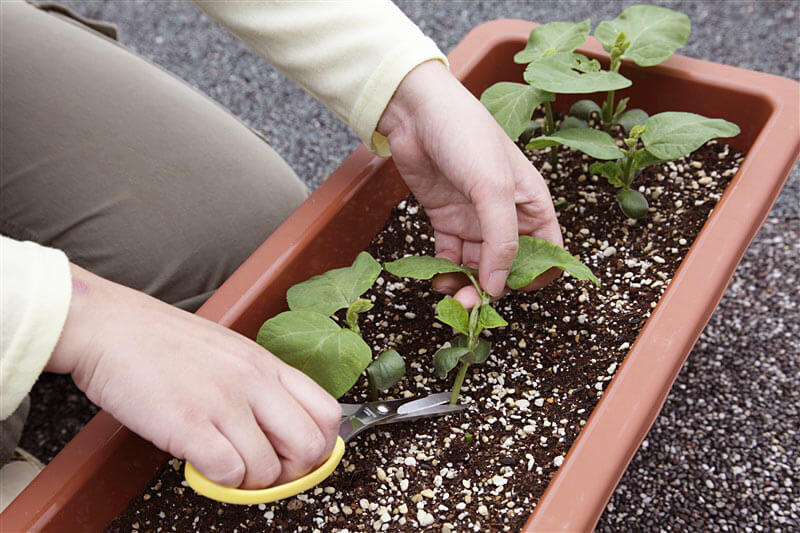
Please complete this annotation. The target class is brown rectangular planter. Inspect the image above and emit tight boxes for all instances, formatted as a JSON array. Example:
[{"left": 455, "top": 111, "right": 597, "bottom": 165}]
[{"left": 2, "top": 19, "right": 798, "bottom": 533}]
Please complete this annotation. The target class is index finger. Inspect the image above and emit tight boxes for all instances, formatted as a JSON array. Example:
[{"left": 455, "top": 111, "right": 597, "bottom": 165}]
[{"left": 472, "top": 180, "right": 519, "bottom": 297}]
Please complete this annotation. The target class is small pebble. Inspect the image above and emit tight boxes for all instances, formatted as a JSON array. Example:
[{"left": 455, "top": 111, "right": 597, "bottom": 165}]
[{"left": 417, "top": 509, "right": 435, "bottom": 527}]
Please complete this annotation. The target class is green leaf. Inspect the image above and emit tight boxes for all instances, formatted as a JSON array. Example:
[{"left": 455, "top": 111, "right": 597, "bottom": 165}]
[
  {"left": 614, "top": 97, "right": 630, "bottom": 118},
  {"left": 451, "top": 334, "right": 470, "bottom": 348},
  {"left": 463, "top": 338, "right": 492, "bottom": 365},
  {"left": 595, "top": 5, "right": 691, "bottom": 67},
  {"left": 508, "top": 236, "right": 600, "bottom": 289},
  {"left": 525, "top": 128, "right": 624, "bottom": 160},
  {"left": 558, "top": 116, "right": 588, "bottom": 131},
  {"left": 478, "top": 304, "right": 508, "bottom": 330},
  {"left": 631, "top": 149, "right": 665, "bottom": 173},
  {"left": 384, "top": 255, "right": 468, "bottom": 280},
  {"left": 569, "top": 99, "right": 602, "bottom": 120},
  {"left": 366, "top": 349, "right": 405, "bottom": 391},
  {"left": 450, "top": 335, "right": 492, "bottom": 366},
  {"left": 287, "top": 252, "right": 381, "bottom": 317},
  {"left": 433, "top": 346, "right": 470, "bottom": 378},
  {"left": 629, "top": 123, "right": 647, "bottom": 140},
  {"left": 348, "top": 298, "right": 373, "bottom": 315},
  {"left": 590, "top": 161, "right": 624, "bottom": 188},
  {"left": 616, "top": 188, "right": 649, "bottom": 219},
  {"left": 524, "top": 52, "right": 632, "bottom": 94},
  {"left": 480, "top": 82, "right": 555, "bottom": 141},
  {"left": 614, "top": 109, "right": 649, "bottom": 133},
  {"left": 514, "top": 19, "right": 591, "bottom": 64},
  {"left": 436, "top": 297, "right": 470, "bottom": 336},
  {"left": 257, "top": 311, "right": 372, "bottom": 398},
  {"left": 641, "top": 112, "right": 740, "bottom": 161},
  {"left": 345, "top": 298, "right": 373, "bottom": 332},
  {"left": 570, "top": 54, "right": 602, "bottom": 73}
]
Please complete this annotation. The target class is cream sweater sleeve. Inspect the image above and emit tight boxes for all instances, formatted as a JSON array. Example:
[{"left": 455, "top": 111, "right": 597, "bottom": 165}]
[
  {"left": 1, "top": 237, "right": 72, "bottom": 419},
  {"left": 192, "top": 0, "right": 448, "bottom": 157}
]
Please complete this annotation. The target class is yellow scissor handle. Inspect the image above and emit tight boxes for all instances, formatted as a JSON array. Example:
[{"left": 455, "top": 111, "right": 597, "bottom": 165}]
[{"left": 184, "top": 436, "right": 345, "bottom": 505}]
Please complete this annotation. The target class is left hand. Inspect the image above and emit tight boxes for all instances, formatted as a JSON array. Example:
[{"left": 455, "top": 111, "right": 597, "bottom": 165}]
[{"left": 377, "top": 60, "right": 563, "bottom": 307}]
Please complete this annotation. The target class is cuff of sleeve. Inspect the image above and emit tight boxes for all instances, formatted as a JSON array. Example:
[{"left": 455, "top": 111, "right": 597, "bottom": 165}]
[
  {"left": 351, "top": 36, "right": 448, "bottom": 158},
  {"left": 1, "top": 239, "right": 72, "bottom": 419}
]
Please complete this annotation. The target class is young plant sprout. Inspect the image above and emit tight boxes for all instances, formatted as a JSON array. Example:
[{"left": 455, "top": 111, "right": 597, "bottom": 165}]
[
  {"left": 257, "top": 251, "right": 404, "bottom": 400},
  {"left": 570, "top": 5, "right": 691, "bottom": 133},
  {"left": 479, "top": 19, "right": 630, "bottom": 165},
  {"left": 385, "top": 237, "right": 599, "bottom": 404},
  {"left": 526, "top": 112, "right": 740, "bottom": 218}
]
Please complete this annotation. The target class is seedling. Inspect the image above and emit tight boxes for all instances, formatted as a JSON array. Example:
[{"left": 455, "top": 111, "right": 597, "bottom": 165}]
[
  {"left": 257, "top": 252, "right": 405, "bottom": 400},
  {"left": 385, "top": 237, "right": 599, "bottom": 404},
  {"left": 526, "top": 112, "right": 740, "bottom": 218},
  {"left": 571, "top": 5, "right": 691, "bottom": 133},
  {"left": 480, "top": 19, "right": 630, "bottom": 165}
]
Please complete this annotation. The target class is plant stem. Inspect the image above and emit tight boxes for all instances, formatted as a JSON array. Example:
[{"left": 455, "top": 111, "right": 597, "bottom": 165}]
[
  {"left": 622, "top": 151, "right": 635, "bottom": 187},
  {"left": 602, "top": 90, "right": 615, "bottom": 131},
  {"left": 543, "top": 101, "right": 559, "bottom": 167},
  {"left": 464, "top": 271, "right": 484, "bottom": 300},
  {"left": 544, "top": 102, "right": 555, "bottom": 135},
  {"left": 368, "top": 375, "right": 378, "bottom": 402},
  {"left": 467, "top": 303, "right": 481, "bottom": 348},
  {"left": 450, "top": 361, "right": 470, "bottom": 405}
]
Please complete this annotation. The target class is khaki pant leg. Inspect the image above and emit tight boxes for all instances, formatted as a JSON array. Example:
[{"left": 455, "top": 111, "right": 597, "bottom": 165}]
[
  {"left": 0, "top": 398, "right": 30, "bottom": 466},
  {"left": 0, "top": 1, "right": 308, "bottom": 311}
]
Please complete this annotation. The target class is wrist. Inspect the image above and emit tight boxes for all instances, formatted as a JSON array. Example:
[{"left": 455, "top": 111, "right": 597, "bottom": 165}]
[
  {"left": 377, "top": 59, "right": 451, "bottom": 138},
  {"left": 47, "top": 264, "right": 104, "bottom": 381}
]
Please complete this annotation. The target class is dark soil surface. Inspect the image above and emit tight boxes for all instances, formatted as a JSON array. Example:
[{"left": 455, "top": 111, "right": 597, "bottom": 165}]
[
  {"left": 19, "top": 374, "right": 98, "bottom": 463},
  {"left": 107, "top": 138, "right": 742, "bottom": 532}
]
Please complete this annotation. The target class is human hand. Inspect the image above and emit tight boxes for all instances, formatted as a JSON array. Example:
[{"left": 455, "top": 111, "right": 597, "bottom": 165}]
[
  {"left": 47, "top": 264, "right": 341, "bottom": 489},
  {"left": 377, "top": 60, "right": 563, "bottom": 308}
]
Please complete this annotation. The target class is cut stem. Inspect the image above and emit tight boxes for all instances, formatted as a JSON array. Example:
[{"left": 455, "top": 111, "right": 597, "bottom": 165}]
[{"left": 450, "top": 361, "right": 470, "bottom": 405}]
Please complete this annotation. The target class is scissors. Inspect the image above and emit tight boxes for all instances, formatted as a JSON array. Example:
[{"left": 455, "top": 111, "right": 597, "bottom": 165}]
[{"left": 184, "top": 392, "right": 467, "bottom": 504}]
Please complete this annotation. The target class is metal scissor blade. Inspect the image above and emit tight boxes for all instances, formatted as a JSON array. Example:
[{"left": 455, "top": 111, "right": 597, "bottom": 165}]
[
  {"left": 396, "top": 392, "right": 451, "bottom": 415},
  {"left": 339, "top": 392, "right": 451, "bottom": 418},
  {"left": 339, "top": 404, "right": 361, "bottom": 417},
  {"left": 375, "top": 403, "right": 467, "bottom": 425}
]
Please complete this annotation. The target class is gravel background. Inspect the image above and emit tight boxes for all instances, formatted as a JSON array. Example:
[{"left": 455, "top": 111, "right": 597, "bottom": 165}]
[{"left": 20, "top": 0, "right": 799, "bottom": 530}]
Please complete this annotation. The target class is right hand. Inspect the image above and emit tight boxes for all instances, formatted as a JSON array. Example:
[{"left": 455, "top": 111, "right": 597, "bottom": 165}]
[
  {"left": 47, "top": 263, "right": 341, "bottom": 489},
  {"left": 377, "top": 61, "right": 564, "bottom": 308}
]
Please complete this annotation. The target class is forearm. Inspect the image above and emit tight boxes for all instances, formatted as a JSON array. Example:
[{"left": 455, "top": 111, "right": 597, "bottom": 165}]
[
  {"left": 192, "top": 0, "right": 447, "bottom": 156},
  {"left": 0, "top": 236, "right": 72, "bottom": 418}
]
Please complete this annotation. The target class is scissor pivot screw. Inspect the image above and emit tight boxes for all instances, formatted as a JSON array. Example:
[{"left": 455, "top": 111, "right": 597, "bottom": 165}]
[{"left": 376, "top": 404, "right": 389, "bottom": 414}]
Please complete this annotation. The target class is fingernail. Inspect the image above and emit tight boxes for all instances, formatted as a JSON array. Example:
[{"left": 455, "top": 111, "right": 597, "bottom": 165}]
[{"left": 486, "top": 270, "right": 509, "bottom": 297}]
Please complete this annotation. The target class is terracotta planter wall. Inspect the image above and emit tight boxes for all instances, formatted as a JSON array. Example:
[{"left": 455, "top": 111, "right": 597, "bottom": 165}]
[{"left": 2, "top": 19, "right": 797, "bottom": 533}]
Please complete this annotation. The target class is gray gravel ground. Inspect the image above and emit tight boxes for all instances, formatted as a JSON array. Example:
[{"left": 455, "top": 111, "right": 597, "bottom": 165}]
[{"left": 22, "top": 0, "right": 799, "bottom": 530}]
